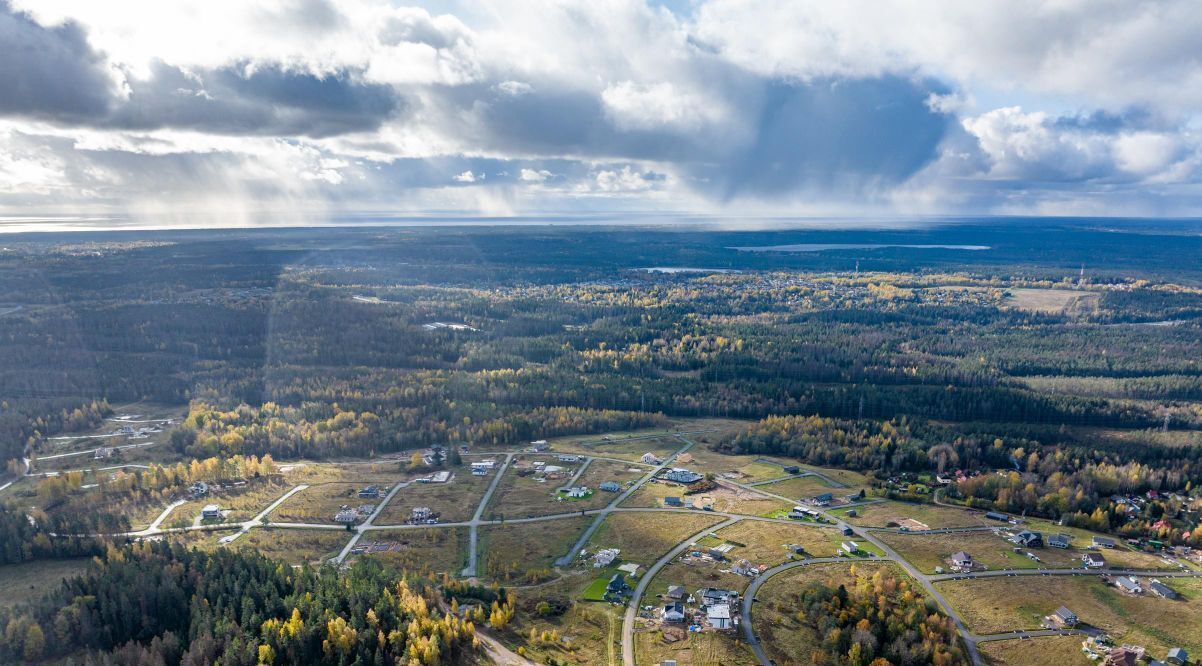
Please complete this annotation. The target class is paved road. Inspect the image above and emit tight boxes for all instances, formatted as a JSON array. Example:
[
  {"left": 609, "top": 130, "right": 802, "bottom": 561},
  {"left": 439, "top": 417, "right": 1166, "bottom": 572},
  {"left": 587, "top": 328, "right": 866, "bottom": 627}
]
[
  {"left": 333, "top": 479, "right": 412, "bottom": 564},
  {"left": 622, "top": 516, "right": 742, "bottom": 666},
  {"left": 556, "top": 456, "right": 593, "bottom": 491},
  {"left": 930, "top": 567, "right": 1202, "bottom": 582},
  {"left": 36, "top": 440, "right": 158, "bottom": 461},
  {"left": 555, "top": 434, "right": 697, "bottom": 567},
  {"left": 462, "top": 453, "right": 514, "bottom": 577},
  {"left": 220, "top": 484, "right": 309, "bottom": 545}
]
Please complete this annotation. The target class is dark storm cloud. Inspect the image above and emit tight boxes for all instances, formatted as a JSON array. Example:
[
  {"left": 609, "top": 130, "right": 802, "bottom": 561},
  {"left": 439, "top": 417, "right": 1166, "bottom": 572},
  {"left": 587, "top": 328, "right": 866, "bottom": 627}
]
[
  {"left": 708, "top": 76, "right": 953, "bottom": 198},
  {"left": 435, "top": 71, "right": 952, "bottom": 200},
  {"left": 0, "top": 1, "right": 114, "bottom": 119},
  {"left": 0, "top": 2, "right": 401, "bottom": 138},
  {"left": 111, "top": 61, "right": 403, "bottom": 138}
]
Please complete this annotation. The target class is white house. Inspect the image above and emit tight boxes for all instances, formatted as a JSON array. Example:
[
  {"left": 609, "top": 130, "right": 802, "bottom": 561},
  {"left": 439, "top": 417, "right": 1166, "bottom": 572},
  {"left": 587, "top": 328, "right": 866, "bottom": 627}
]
[
  {"left": 201, "top": 504, "right": 222, "bottom": 520},
  {"left": 564, "top": 486, "right": 591, "bottom": 498},
  {"left": 642, "top": 452, "right": 662, "bottom": 465},
  {"left": 841, "top": 541, "right": 860, "bottom": 555}
]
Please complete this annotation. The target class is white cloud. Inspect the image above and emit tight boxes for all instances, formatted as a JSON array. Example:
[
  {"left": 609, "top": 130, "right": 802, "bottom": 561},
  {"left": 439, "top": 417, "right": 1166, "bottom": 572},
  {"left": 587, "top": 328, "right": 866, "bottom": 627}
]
[
  {"left": 519, "top": 168, "right": 551, "bottom": 182},
  {"left": 452, "top": 170, "right": 479, "bottom": 183}
]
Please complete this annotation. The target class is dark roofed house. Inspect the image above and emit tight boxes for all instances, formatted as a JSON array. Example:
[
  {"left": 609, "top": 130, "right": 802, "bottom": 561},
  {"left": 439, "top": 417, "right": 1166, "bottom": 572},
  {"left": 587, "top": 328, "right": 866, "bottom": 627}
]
[
  {"left": 811, "top": 492, "right": 833, "bottom": 506},
  {"left": 661, "top": 602, "right": 685, "bottom": 623},
  {"left": 666, "top": 585, "right": 686, "bottom": 600},
  {"left": 600, "top": 481, "right": 621, "bottom": 492},
  {"left": 951, "top": 551, "right": 973, "bottom": 570},
  {"left": 700, "top": 588, "right": 737, "bottom": 607},
  {"left": 1093, "top": 536, "right": 1116, "bottom": 548},
  {"left": 1052, "top": 606, "right": 1078, "bottom": 627},
  {"left": 1167, "top": 647, "right": 1188, "bottom": 665},
  {"left": 985, "top": 511, "right": 1009, "bottom": 521},
  {"left": 1149, "top": 581, "right": 1178, "bottom": 600},
  {"left": 663, "top": 468, "right": 704, "bottom": 484},
  {"left": 1083, "top": 552, "right": 1105, "bottom": 568},
  {"left": 1048, "top": 534, "right": 1071, "bottom": 549},
  {"left": 604, "top": 574, "right": 631, "bottom": 602},
  {"left": 1013, "top": 530, "right": 1043, "bottom": 547},
  {"left": 664, "top": 496, "right": 684, "bottom": 507},
  {"left": 783, "top": 465, "right": 800, "bottom": 475}
]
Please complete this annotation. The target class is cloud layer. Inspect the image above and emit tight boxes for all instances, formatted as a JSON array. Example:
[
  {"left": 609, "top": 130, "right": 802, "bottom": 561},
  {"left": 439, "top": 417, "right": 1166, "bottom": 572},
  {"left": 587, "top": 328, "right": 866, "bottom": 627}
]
[{"left": 1, "top": 0, "right": 1201, "bottom": 222}]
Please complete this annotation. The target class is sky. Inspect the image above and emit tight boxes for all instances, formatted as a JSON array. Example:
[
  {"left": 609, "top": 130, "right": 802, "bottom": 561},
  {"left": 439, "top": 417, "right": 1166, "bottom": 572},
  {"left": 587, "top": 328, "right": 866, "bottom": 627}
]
[{"left": 1, "top": 0, "right": 1201, "bottom": 227}]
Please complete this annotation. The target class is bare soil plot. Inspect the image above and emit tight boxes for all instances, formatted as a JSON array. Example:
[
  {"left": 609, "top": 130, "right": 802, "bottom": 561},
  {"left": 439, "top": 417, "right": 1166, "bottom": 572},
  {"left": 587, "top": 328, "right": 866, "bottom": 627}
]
[
  {"left": 583, "top": 512, "right": 726, "bottom": 569},
  {"left": 375, "top": 472, "right": 491, "bottom": 525},
  {"left": 750, "top": 562, "right": 904, "bottom": 666},
  {"left": 0, "top": 558, "right": 93, "bottom": 609},
  {"left": 620, "top": 480, "right": 791, "bottom": 516},
  {"left": 350, "top": 527, "right": 469, "bottom": 577},
  {"left": 937, "top": 576, "right": 1202, "bottom": 656},
  {"left": 479, "top": 516, "right": 593, "bottom": 584},
  {"left": 829, "top": 500, "right": 993, "bottom": 529},
  {"left": 229, "top": 528, "right": 350, "bottom": 566},
  {"left": 979, "top": 635, "right": 1090, "bottom": 666}
]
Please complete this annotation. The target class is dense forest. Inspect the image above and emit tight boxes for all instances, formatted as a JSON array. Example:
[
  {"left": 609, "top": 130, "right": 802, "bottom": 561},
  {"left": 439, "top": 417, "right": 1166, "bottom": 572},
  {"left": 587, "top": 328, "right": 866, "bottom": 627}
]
[
  {"left": 764, "top": 566, "right": 968, "bottom": 666},
  {"left": 2, "top": 223, "right": 1202, "bottom": 562},
  {"left": 0, "top": 543, "right": 480, "bottom": 665}
]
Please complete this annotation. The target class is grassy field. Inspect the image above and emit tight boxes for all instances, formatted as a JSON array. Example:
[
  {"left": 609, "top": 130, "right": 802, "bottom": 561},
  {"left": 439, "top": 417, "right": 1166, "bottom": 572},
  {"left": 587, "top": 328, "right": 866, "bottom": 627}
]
[
  {"left": 228, "top": 527, "right": 350, "bottom": 565},
  {"left": 711, "top": 520, "right": 844, "bottom": 563},
  {"left": 500, "top": 574, "right": 625, "bottom": 666},
  {"left": 584, "top": 512, "right": 726, "bottom": 569},
  {"left": 751, "top": 562, "right": 903, "bottom": 666},
  {"left": 1018, "top": 518, "right": 1187, "bottom": 570},
  {"left": 0, "top": 558, "right": 93, "bottom": 609},
  {"left": 937, "top": 575, "right": 1202, "bottom": 656},
  {"left": 161, "top": 477, "right": 296, "bottom": 528},
  {"left": 876, "top": 530, "right": 1058, "bottom": 573},
  {"left": 829, "top": 500, "right": 993, "bottom": 529},
  {"left": 269, "top": 482, "right": 392, "bottom": 524},
  {"left": 375, "top": 472, "right": 491, "bottom": 524},
  {"left": 480, "top": 516, "right": 593, "bottom": 583},
  {"left": 752, "top": 475, "right": 843, "bottom": 501},
  {"left": 1003, "top": 287, "right": 1100, "bottom": 314},
  {"left": 979, "top": 635, "right": 1091, "bottom": 666},
  {"left": 546, "top": 434, "right": 686, "bottom": 463},
  {"left": 483, "top": 457, "right": 614, "bottom": 518},
  {"left": 349, "top": 527, "right": 468, "bottom": 577},
  {"left": 675, "top": 448, "right": 796, "bottom": 483},
  {"left": 619, "top": 480, "right": 791, "bottom": 516}
]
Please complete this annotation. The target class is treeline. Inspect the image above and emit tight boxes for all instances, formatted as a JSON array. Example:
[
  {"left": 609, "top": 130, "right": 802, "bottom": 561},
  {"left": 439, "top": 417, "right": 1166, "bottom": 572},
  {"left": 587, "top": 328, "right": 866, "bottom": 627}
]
[
  {"left": 0, "top": 398, "right": 110, "bottom": 467},
  {"left": 174, "top": 401, "right": 666, "bottom": 459},
  {"left": 0, "top": 542, "right": 481, "bottom": 665},
  {"left": 0, "top": 504, "right": 107, "bottom": 566},
  {"left": 766, "top": 566, "right": 967, "bottom": 666}
]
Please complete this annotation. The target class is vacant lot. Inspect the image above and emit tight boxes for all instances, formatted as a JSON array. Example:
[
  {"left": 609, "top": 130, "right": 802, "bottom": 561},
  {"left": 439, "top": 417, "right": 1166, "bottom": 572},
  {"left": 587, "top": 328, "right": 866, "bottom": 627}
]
[
  {"left": 350, "top": 527, "right": 468, "bottom": 577},
  {"left": 620, "top": 481, "right": 791, "bottom": 516},
  {"left": 480, "top": 516, "right": 593, "bottom": 583},
  {"left": 546, "top": 433, "right": 685, "bottom": 463},
  {"left": 584, "top": 512, "right": 726, "bottom": 569},
  {"left": 229, "top": 528, "right": 349, "bottom": 566},
  {"left": 979, "top": 635, "right": 1090, "bottom": 666},
  {"left": 711, "top": 520, "right": 842, "bottom": 563},
  {"left": 634, "top": 625, "right": 757, "bottom": 666},
  {"left": 677, "top": 448, "right": 796, "bottom": 483},
  {"left": 0, "top": 558, "right": 93, "bottom": 609},
  {"left": 754, "top": 475, "right": 843, "bottom": 501},
  {"left": 937, "top": 575, "right": 1202, "bottom": 655},
  {"left": 376, "top": 472, "right": 491, "bottom": 524},
  {"left": 502, "top": 574, "right": 624, "bottom": 666},
  {"left": 1004, "top": 287, "right": 1100, "bottom": 314},
  {"left": 752, "top": 562, "right": 903, "bottom": 666},
  {"left": 829, "top": 500, "right": 993, "bottom": 529}
]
